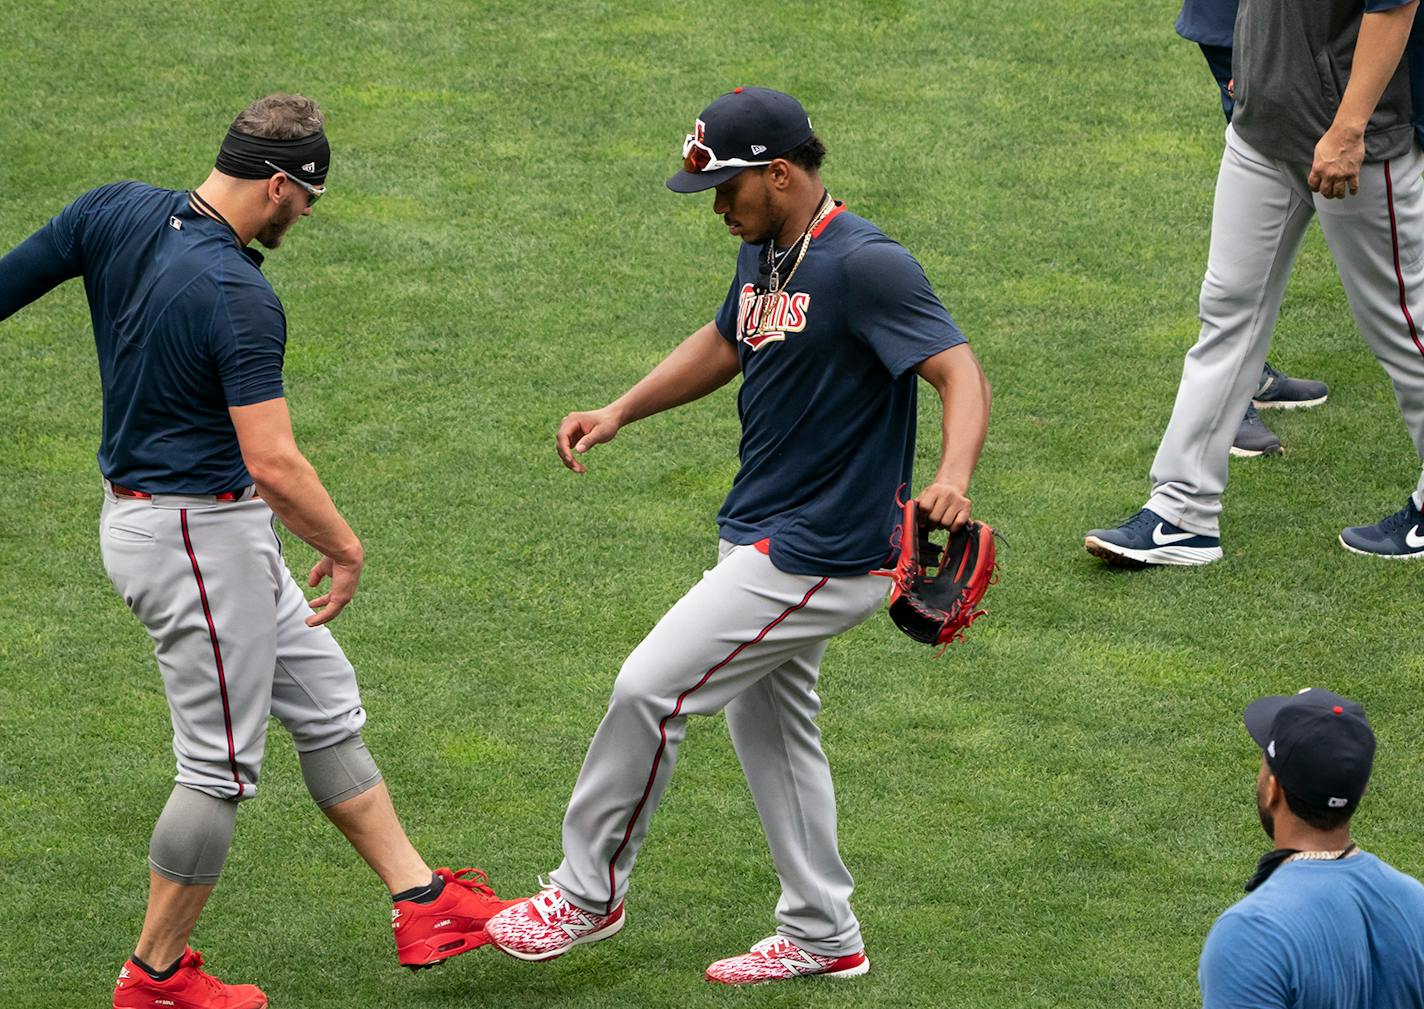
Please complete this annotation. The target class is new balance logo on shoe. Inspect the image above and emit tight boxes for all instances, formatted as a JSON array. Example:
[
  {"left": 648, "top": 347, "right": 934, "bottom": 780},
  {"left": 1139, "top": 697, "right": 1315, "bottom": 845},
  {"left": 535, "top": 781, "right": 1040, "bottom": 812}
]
[
  {"left": 1152, "top": 524, "right": 1197, "bottom": 546},
  {"left": 776, "top": 947, "right": 825, "bottom": 976},
  {"left": 558, "top": 911, "right": 600, "bottom": 939}
]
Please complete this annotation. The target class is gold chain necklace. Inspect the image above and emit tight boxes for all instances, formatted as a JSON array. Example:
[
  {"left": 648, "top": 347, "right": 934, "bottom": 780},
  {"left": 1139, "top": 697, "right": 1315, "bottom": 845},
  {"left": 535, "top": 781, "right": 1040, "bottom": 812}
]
[
  {"left": 1283, "top": 845, "right": 1361, "bottom": 865},
  {"left": 747, "top": 194, "right": 836, "bottom": 341}
]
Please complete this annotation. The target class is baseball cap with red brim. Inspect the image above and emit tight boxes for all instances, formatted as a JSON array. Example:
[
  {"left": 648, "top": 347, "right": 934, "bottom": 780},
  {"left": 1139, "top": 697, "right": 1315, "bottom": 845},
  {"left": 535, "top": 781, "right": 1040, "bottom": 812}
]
[
  {"left": 1244, "top": 687, "right": 1376, "bottom": 813},
  {"left": 666, "top": 86, "right": 814, "bottom": 193}
]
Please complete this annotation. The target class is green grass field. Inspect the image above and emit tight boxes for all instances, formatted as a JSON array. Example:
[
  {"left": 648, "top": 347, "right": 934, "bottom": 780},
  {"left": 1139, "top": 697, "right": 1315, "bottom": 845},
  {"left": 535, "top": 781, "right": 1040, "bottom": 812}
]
[{"left": 3, "top": 2, "right": 1423, "bottom": 1006}]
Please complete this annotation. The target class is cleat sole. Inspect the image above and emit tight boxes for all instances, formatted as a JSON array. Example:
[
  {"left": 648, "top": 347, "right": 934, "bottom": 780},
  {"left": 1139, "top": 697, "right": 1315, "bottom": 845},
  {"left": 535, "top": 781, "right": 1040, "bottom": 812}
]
[
  {"left": 1253, "top": 394, "right": 1327, "bottom": 410},
  {"left": 1084, "top": 536, "right": 1221, "bottom": 568},
  {"left": 1338, "top": 535, "right": 1424, "bottom": 560}
]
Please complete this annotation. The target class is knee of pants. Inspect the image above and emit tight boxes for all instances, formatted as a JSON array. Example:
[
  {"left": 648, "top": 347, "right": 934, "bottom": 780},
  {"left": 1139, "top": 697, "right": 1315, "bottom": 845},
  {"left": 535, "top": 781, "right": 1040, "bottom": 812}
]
[
  {"left": 298, "top": 733, "right": 384, "bottom": 809},
  {"left": 1198, "top": 270, "right": 1254, "bottom": 325},
  {"left": 608, "top": 659, "right": 693, "bottom": 722},
  {"left": 148, "top": 784, "right": 239, "bottom": 886},
  {"left": 280, "top": 699, "right": 369, "bottom": 754}
]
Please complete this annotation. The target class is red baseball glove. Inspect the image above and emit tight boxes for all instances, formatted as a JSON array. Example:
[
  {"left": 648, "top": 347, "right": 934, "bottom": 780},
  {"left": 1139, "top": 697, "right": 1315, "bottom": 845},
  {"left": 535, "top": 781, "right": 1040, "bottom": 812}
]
[{"left": 885, "top": 498, "right": 997, "bottom": 651}]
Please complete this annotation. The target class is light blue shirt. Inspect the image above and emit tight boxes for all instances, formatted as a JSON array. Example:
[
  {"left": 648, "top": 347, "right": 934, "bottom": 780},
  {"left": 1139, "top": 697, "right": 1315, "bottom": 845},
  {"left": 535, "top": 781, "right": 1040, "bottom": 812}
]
[{"left": 1199, "top": 853, "right": 1424, "bottom": 1008}]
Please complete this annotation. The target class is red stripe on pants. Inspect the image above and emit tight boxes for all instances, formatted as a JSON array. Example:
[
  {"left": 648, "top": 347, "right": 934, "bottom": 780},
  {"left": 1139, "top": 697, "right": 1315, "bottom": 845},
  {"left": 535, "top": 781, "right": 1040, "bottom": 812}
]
[
  {"left": 1384, "top": 160, "right": 1424, "bottom": 359},
  {"left": 180, "top": 509, "right": 244, "bottom": 798},
  {"left": 604, "top": 576, "right": 830, "bottom": 914}
]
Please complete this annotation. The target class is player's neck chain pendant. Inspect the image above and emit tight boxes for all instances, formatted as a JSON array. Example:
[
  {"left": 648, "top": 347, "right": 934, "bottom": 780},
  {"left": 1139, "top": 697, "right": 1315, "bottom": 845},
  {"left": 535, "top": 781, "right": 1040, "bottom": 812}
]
[{"left": 748, "top": 192, "right": 836, "bottom": 343}]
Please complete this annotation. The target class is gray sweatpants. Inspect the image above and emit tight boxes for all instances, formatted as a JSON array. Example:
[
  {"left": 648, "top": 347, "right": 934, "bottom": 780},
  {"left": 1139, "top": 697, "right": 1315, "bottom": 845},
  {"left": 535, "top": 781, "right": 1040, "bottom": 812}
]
[
  {"left": 1149, "top": 124, "right": 1424, "bottom": 535},
  {"left": 100, "top": 485, "right": 367, "bottom": 800},
  {"left": 549, "top": 539, "right": 887, "bottom": 957}
]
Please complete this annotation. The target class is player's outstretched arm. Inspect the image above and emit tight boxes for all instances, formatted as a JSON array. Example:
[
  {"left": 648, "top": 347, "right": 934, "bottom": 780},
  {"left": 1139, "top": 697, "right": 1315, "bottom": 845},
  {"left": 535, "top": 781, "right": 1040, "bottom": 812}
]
[
  {"left": 914, "top": 344, "right": 992, "bottom": 530},
  {"left": 0, "top": 225, "right": 83, "bottom": 322},
  {"left": 556, "top": 319, "right": 740, "bottom": 473},
  {"left": 230, "top": 398, "right": 364, "bottom": 626}
]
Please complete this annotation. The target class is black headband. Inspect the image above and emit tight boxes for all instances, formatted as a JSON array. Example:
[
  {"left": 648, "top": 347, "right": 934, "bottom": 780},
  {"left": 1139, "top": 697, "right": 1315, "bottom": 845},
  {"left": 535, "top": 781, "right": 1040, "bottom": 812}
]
[{"left": 215, "top": 126, "right": 330, "bottom": 186}]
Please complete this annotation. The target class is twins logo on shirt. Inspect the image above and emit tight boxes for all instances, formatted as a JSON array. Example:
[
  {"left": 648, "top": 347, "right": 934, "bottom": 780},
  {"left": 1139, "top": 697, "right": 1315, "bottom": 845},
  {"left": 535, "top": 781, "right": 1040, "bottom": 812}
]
[{"left": 736, "top": 283, "right": 811, "bottom": 351}]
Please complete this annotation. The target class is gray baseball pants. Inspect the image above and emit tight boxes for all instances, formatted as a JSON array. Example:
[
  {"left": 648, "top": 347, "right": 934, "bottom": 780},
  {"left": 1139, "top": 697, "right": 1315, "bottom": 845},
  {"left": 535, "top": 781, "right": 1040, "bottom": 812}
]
[
  {"left": 549, "top": 539, "right": 887, "bottom": 957},
  {"left": 100, "top": 485, "right": 371, "bottom": 801},
  {"left": 1148, "top": 124, "right": 1424, "bottom": 535}
]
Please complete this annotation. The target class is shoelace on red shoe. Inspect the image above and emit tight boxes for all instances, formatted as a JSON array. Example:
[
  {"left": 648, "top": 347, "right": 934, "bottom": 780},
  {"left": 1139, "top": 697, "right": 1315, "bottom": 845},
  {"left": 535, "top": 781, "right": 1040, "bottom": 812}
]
[
  {"left": 177, "top": 950, "right": 226, "bottom": 994},
  {"left": 439, "top": 867, "right": 497, "bottom": 897},
  {"left": 531, "top": 885, "right": 587, "bottom": 925},
  {"left": 752, "top": 936, "right": 801, "bottom": 960}
]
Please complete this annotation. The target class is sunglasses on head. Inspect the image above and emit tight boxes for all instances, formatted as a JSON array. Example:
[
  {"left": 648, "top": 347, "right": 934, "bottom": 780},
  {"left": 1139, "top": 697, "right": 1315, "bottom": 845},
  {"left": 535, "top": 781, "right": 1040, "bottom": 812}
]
[
  {"left": 263, "top": 160, "right": 326, "bottom": 204},
  {"left": 681, "top": 134, "right": 773, "bottom": 175}
]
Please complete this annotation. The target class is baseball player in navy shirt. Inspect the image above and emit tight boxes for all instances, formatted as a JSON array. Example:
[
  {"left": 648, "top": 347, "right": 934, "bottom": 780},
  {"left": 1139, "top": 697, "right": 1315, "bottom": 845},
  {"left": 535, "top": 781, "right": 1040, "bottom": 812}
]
[
  {"left": 1198, "top": 688, "right": 1424, "bottom": 1008},
  {"left": 0, "top": 94, "right": 513, "bottom": 1009},
  {"left": 484, "top": 87, "right": 992, "bottom": 985}
]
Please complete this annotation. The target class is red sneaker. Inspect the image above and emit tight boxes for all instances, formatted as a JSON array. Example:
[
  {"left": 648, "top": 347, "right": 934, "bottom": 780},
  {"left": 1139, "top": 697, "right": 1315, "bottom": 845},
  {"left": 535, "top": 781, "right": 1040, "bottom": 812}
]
[
  {"left": 705, "top": 935, "right": 870, "bottom": 985},
  {"left": 484, "top": 881, "right": 626, "bottom": 961},
  {"left": 113, "top": 948, "right": 266, "bottom": 1009},
  {"left": 393, "top": 867, "right": 520, "bottom": 969}
]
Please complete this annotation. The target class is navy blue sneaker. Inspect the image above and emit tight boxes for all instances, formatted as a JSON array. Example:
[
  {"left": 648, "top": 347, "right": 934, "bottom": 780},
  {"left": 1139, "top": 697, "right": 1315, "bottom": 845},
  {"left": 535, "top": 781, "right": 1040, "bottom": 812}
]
[
  {"left": 1339, "top": 497, "right": 1424, "bottom": 559},
  {"left": 1084, "top": 508, "right": 1223, "bottom": 568},
  {"left": 1253, "top": 362, "right": 1328, "bottom": 410}
]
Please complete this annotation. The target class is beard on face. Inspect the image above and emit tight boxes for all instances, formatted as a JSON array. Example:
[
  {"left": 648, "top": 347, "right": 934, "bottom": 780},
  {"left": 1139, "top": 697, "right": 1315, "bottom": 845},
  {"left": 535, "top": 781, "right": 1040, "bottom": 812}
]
[{"left": 255, "top": 195, "right": 304, "bottom": 250}]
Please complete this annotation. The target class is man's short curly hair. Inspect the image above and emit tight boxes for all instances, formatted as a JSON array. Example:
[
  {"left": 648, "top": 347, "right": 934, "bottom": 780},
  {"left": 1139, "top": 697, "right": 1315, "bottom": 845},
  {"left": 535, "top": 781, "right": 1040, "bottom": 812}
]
[
  {"left": 781, "top": 133, "right": 826, "bottom": 173},
  {"left": 231, "top": 94, "right": 324, "bottom": 140}
]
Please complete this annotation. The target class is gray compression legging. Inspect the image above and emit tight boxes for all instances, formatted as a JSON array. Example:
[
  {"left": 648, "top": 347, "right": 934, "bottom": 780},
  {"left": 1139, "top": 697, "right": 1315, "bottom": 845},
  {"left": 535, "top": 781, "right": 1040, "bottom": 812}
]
[{"left": 148, "top": 735, "right": 381, "bottom": 885}]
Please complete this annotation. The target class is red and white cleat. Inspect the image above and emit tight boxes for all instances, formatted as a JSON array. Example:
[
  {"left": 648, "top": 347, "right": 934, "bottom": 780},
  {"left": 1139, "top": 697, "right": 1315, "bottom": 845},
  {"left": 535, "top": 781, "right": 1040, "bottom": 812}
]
[
  {"left": 113, "top": 948, "right": 267, "bottom": 1009},
  {"left": 393, "top": 867, "right": 520, "bottom": 969},
  {"left": 484, "top": 881, "right": 626, "bottom": 961},
  {"left": 705, "top": 935, "right": 870, "bottom": 985}
]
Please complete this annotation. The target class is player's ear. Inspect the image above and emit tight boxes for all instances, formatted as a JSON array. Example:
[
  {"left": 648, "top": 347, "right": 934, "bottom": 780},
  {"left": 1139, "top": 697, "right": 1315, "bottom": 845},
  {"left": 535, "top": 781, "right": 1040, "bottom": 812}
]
[
  {"left": 265, "top": 174, "right": 286, "bottom": 206},
  {"left": 765, "top": 159, "right": 794, "bottom": 190}
]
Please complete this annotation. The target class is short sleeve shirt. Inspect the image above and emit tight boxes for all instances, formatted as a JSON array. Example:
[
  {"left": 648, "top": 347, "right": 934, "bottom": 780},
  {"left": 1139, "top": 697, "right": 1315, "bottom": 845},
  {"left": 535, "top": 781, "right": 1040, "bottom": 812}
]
[
  {"left": 1198, "top": 854, "right": 1424, "bottom": 1008},
  {"left": 712, "top": 205, "right": 965, "bottom": 577},
  {"left": 1232, "top": 0, "right": 1420, "bottom": 162},
  {"left": 1175, "top": 0, "right": 1238, "bottom": 48},
  {"left": 10, "top": 182, "right": 286, "bottom": 492}
]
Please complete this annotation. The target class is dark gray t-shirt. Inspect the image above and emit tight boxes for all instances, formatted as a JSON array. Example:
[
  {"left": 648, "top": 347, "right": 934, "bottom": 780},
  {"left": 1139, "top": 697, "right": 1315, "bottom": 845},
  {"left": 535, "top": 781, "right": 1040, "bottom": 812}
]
[{"left": 1233, "top": 0, "right": 1417, "bottom": 163}]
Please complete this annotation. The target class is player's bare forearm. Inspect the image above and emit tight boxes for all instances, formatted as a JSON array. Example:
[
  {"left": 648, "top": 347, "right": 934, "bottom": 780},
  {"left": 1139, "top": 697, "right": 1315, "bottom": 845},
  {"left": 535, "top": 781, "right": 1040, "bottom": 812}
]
[
  {"left": 608, "top": 320, "right": 740, "bottom": 425},
  {"left": 915, "top": 344, "right": 991, "bottom": 529},
  {"left": 1338, "top": 2, "right": 1417, "bottom": 133},
  {"left": 556, "top": 320, "right": 739, "bottom": 473},
  {"left": 230, "top": 398, "right": 363, "bottom": 624},
  {"left": 1313, "top": 0, "right": 1418, "bottom": 197}
]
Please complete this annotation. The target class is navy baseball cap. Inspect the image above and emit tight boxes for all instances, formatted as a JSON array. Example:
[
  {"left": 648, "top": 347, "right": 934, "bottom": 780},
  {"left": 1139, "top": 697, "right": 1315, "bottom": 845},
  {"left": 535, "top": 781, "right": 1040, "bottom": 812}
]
[
  {"left": 1244, "top": 688, "right": 1376, "bottom": 813},
  {"left": 666, "top": 86, "right": 814, "bottom": 194}
]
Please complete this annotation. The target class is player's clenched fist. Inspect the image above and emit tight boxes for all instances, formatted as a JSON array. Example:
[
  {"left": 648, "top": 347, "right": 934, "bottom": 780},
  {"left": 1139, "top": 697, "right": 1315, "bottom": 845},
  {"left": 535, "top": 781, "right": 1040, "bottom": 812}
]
[
  {"left": 916, "top": 481, "right": 972, "bottom": 530},
  {"left": 557, "top": 407, "right": 623, "bottom": 473}
]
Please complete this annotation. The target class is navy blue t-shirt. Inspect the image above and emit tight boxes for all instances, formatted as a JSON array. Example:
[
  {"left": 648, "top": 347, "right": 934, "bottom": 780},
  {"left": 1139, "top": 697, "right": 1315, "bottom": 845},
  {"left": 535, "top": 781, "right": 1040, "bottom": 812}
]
[
  {"left": 1176, "top": 0, "right": 1237, "bottom": 47},
  {"left": 712, "top": 205, "right": 965, "bottom": 577},
  {"left": 0, "top": 181, "right": 286, "bottom": 493},
  {"left": 1199, "top": 853, "right": 1424, "bottom": 1008}
]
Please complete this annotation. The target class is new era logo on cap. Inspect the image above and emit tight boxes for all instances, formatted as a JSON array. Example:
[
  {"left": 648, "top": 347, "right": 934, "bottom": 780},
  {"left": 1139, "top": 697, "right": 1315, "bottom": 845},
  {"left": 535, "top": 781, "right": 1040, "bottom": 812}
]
[
  {"left": 751, "top": 144, "right": 767, "bottom": 155},
  {"left": 1328, "top": 797, "right": 1349, "bottom": 808},
  {"left": 301, "top": 161, "right": 317, "bottom": 173}
]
